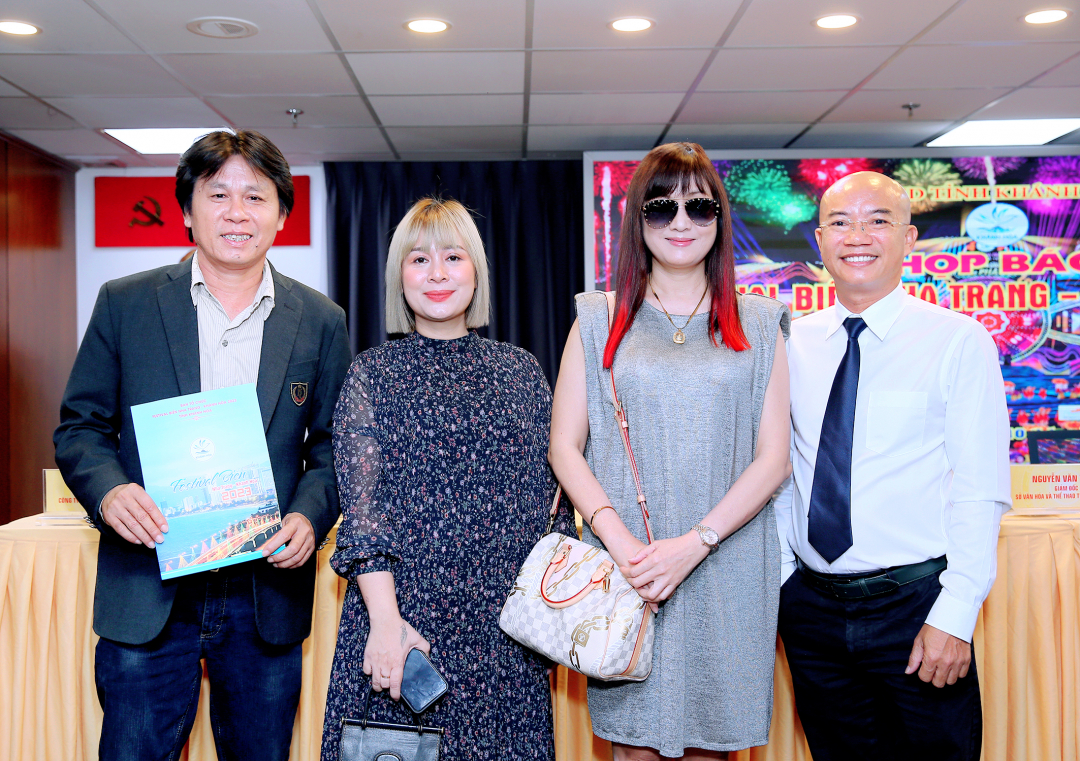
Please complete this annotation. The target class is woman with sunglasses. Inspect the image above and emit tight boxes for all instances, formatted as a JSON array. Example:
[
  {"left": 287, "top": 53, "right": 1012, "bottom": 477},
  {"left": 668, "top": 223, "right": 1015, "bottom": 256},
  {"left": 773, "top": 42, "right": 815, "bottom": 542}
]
[
  {"left": 549, "top": 143, "right": 791, "bottom": 761},
  {"left": 321, "top": 198, "right": 572, "bottom": 761}
]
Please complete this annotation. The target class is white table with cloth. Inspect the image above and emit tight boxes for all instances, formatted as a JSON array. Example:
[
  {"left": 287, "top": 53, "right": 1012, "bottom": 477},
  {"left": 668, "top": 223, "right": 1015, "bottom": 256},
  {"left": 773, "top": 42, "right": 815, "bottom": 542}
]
[{"left": 1, "top": 513, "right": 1078, "bottom": 761}]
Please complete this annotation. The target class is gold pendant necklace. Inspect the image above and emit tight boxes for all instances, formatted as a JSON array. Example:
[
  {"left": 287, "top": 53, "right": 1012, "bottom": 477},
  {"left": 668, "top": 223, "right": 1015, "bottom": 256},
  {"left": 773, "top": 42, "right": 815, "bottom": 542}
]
[{"left": 650, "top": 280, "right": 708, "bottom": 345}]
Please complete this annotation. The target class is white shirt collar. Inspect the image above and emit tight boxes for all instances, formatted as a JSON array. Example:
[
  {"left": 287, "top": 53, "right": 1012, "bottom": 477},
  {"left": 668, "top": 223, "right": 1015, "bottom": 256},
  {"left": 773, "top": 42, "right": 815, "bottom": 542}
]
[
  {"left": 826, "top": 283, "right": 906, "bottom": 341},
  {"left": 189, "top": 252, "right": 275, "bottom": 308}
]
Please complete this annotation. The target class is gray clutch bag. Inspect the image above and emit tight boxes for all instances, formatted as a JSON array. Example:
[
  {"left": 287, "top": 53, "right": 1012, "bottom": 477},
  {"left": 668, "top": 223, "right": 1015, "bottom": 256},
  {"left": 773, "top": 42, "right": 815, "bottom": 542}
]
[{"left": 340, "top": 688, "right": 443, "bottom": 761}]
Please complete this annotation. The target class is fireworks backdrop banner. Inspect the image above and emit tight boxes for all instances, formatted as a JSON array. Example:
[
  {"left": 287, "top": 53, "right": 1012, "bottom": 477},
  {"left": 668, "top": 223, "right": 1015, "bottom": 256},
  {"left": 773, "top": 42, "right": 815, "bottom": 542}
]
[{"left": 587, "top": 154, "right": 1080, "bottom": 464}]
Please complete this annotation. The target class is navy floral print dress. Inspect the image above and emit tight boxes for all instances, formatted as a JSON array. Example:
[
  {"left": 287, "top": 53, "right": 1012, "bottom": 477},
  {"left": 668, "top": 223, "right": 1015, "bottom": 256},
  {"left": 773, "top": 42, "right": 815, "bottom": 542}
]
[{"left": 321, "top": 331, "right": 572, "bottom": 761}]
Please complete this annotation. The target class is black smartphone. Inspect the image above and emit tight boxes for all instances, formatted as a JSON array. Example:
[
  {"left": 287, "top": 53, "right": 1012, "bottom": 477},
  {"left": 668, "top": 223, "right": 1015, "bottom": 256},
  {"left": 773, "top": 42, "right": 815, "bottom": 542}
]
[{"left": 400, "top": 648, "right": 448, "bottom": 714}]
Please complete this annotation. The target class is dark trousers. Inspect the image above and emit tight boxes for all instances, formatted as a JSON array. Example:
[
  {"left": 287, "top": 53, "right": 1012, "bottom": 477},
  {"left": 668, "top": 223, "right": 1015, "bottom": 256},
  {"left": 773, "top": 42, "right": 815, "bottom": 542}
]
[
  {"left": 95, "top": 568, "right": 302, "bottom": 761},
  {"left": 778, "top": 567, "right": 981, "bottom": 761}
]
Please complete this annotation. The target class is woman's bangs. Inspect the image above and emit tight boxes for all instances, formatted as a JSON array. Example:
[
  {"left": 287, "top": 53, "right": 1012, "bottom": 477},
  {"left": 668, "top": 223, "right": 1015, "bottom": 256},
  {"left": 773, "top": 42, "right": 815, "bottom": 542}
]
[
  {"left": 643, "top": 159, "right": 720, "bottom": 202},
  {"left": 407, "top": 214, "right": 469, "bottom": 255}
]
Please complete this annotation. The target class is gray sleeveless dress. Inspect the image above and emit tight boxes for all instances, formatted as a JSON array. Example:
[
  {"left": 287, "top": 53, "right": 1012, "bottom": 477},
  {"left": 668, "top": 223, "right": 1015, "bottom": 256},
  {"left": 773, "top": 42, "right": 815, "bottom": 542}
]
[{"left": 576, "top": 291, "right": 790, "bottom": 756}]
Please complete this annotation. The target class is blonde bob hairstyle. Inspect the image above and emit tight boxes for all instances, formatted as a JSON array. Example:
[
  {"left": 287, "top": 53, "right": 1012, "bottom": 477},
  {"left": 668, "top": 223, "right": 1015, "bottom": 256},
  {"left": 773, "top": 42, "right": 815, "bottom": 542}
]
[{"left": 384, "top": 197, "right": 491, "bottom": 334}]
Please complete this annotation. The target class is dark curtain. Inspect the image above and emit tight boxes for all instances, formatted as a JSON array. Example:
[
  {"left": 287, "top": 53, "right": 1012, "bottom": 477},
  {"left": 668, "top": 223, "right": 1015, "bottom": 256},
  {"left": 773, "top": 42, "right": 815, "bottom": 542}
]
[{"left": 325, "top": 161, "right": 585, "bottom": 384}]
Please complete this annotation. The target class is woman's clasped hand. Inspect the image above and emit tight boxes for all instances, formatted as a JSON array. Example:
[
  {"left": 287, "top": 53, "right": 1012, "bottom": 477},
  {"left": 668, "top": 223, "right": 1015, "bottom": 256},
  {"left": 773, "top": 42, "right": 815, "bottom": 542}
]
[{"left": 622, "top": 534, "right": 712, "bottom": 604}]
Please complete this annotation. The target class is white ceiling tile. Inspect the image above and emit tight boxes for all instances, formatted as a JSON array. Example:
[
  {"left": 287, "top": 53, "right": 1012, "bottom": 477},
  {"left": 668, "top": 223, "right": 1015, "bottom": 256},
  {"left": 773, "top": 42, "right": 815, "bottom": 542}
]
[
  {"left": 369, "top": 94, "right": 522, "bottom": 126},
  {"left": 253, "top": 127, "right": 390, "bottom": 154},
  {"left": 527, "top": 151, "right": 582, "bottom": 159},
  {"left": 160, "top": 53, "right": 356, "bottom": 96},
  {"left": 1032, "top": 53, "right": 1080, "bottom": 87},
  {"left": 385, "top": 126, "right": 522, "bottom": 152},
  {"left": 42, "top": 97, "right": 223, "bottom": 129},
  {"left": 791, "top": 121, "right": 955, "bottom": 149},
  {"left": 974, "top": 87, "right": 1080, "bottom": 118},
  {"left": 920, "top": 1, "right": 1080, "bottom": 44},
  {"left": 0, "top": 0, "right": 1075, "bottom": 161},
  {"left": 665, "top": 123, "right": 806, "bottom": 149},
  {"left": 397, "top": 151, "right": 525, "bottom": 161},
  {"left": 0, "top": 54, "right": 190, "bottom": 97},
  {"left": 868, "top": 42, "right": 1080, "bottom": 89},
  {"left": 530, "top": 93, "right": 683, "bottom": 125},
  {"left": 724, "top": 0, "right": 945, "bottom": 47},
  {"left": 677, "top": 91, "right": 840, "bottom": 123},
  {"left": 136, "top": 154, "right": 182, "bottom": 167},
  {"left": 824, "top": 88, "right": 1012, "bottom": 122},
  {"left": 8, "top": 128, "right": 136, "bottom": 156},
  {"left": 527, "top": 124, "right": 663, "bottom": 151},
  {"left": 206, "top": 95, "right": 376, "bottom": 128},
  {"left": 0, "top": 0, "right": 139, "bottom": 53},
  {"left": 294, "top": 152, "right": 398, "bottom": 162},
  {"left": 532, "top": 49, "right": 711, "bottom": 92},
  {"left": 699, "top": 46, "right": 899, "bottom": 91},
  {"left": 532, "top": 0, "right": 741, "bottom": 48},
  {"left": 0, "top": 97, "right": 79, "bottom": 129},
  {"left": 345, "top": 52, "right": 524, "bottom": 96},
  {"left": 318, "top": 0, "right": 525, "bottom": 51},
  {"left": 92, "top": 0, "right": 334, "bottom": 53}
]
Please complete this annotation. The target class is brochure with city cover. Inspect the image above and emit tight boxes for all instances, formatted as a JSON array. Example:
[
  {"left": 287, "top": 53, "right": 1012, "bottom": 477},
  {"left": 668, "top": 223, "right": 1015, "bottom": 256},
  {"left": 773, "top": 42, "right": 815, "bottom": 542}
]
[{"left": 131, "top": 384, "right": 282, "bottom": 580}]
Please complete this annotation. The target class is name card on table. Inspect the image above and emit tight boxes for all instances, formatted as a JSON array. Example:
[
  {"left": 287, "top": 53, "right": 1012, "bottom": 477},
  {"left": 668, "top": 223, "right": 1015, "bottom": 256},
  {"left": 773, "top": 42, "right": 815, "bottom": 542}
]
[
  {"left": 1010, "top": 464, "right": 1080, "bottom": 513},
  {"left": 42, "top": 469, "right": 84, "bottom": 513}
]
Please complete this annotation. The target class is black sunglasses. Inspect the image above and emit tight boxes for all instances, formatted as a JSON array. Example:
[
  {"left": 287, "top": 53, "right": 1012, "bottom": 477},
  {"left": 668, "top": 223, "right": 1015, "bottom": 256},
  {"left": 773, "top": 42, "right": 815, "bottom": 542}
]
[{"left": 641, "top": 198, "right": 720, "bottom": 229}]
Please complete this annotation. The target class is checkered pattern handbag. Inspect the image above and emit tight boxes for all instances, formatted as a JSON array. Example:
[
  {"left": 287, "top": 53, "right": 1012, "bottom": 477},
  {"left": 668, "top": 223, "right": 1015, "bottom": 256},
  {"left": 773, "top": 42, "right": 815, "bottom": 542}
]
[{"left": 500, "top": 368, "right": 656, "bottom": 681}]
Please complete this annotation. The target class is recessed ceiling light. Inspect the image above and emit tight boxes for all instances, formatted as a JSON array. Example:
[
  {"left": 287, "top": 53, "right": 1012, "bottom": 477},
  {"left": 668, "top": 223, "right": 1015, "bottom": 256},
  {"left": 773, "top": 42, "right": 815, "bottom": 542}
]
[
  {"left": 0, "top": 20, "right": 40, "bottom": 35},
  {"left": 406, "top": 19, "right": 450, "bottom": 33},
  {"left": 816, "top": 14, "right": 858, "bottom": 28},
  {"left": 611, "top": 18, "right": 653, "bottom": 32},
  {"left": 186, "top": 17, "right": 259, "bottom": 39},
  {"left": 1024, "top": 9, "right": 1069, "bottom": 23},
  {"left": 927, "top": 119, "right": 1080, "bottom": 147},
  {"left": 103, "top": 128, "right": 229, "bottom": 155}
]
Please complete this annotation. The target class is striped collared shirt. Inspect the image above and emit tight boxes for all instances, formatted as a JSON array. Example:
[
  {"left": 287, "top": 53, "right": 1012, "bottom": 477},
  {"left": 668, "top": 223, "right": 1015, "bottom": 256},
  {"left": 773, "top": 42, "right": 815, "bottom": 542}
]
[{"left": 190, "top": 253, "right": 275, "bottom": 392}]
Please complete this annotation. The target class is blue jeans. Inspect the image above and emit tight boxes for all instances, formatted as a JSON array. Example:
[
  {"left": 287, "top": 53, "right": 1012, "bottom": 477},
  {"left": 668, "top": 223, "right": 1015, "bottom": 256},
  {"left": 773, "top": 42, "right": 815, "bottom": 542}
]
[{"left": 95, "top": 567, "right": 302, "bottom": 761}]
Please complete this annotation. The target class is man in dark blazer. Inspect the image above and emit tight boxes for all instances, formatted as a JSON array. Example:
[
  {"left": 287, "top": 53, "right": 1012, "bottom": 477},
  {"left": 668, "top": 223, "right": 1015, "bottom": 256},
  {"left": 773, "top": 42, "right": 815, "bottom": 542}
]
[{"left": 54, "top": 131, "right": 351, "bottom": 761}]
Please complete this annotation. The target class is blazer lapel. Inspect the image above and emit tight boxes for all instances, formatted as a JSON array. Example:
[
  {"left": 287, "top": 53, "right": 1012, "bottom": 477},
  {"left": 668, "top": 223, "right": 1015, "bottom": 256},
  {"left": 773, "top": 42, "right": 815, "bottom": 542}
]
[
  {"left": 257, "top": 266, "right": 302, "bottom": 431},
  {"left": 157, "top": 264, "right": 201, "bottom": 396}
]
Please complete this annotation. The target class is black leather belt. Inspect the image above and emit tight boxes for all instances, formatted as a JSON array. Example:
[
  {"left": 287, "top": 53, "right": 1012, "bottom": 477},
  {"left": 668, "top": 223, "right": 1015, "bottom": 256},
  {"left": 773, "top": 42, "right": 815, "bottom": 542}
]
[{"left": 796, "top": 555, "right": 947, "bottom": 600}]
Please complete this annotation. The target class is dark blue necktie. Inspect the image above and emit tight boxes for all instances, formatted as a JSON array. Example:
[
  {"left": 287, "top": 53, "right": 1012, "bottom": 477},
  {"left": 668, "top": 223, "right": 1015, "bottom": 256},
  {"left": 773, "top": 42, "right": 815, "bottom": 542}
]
[{"left": 807, "top": 316, "right": 867, "bottom": 564}]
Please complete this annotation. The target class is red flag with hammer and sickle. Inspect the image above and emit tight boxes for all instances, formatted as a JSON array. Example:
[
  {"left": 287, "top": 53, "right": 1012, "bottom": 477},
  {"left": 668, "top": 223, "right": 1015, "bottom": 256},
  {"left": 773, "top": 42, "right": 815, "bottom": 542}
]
[{"left": 94, "top": 175, "right": 310, "bottom": 247}]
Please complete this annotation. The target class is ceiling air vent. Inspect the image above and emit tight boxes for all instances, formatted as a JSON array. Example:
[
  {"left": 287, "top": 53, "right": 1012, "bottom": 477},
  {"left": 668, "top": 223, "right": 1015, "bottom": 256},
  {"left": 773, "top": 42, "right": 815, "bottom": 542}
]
[{"left": 186, "top": 17, "right": 259, "bottom": 39}]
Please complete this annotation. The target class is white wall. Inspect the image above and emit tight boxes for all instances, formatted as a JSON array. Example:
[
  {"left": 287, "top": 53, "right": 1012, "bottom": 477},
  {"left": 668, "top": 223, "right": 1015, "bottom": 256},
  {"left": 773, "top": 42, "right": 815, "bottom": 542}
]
[{"left": 74, "top": 164, "right": 327, "bottom": 344}]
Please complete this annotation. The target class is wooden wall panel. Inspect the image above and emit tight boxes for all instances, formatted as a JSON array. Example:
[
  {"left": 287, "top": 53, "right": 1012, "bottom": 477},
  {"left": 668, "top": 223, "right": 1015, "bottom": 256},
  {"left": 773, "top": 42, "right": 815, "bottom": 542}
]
[
  {"left": 0, "top": 142, "right": 8, "bottom": 523},
  {"left": 0, "top": 134, "right": 77, "bottom": 523}
]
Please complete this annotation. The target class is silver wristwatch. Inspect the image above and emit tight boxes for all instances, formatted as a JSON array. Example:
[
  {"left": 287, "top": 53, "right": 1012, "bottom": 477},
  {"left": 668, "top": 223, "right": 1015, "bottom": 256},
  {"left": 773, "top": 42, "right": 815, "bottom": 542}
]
[{"left": 693, "top": 524, "right": 720, "bottom": 554}]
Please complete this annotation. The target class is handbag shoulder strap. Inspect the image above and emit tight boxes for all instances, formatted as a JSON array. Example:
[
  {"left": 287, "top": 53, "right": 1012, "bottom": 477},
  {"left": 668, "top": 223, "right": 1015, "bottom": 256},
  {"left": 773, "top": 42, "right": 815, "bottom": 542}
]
[
  {"left": 543, "top": 486, "right": 562, "bottom": 536},
  {"left": 544, "top": 292, "right": 655, "bottom": 544},
  {"left": 601, "top": 293, "right": 654, "bottom": 543},
  {"left": 608, "top": 368, "right": 655, "bottom": 544}
]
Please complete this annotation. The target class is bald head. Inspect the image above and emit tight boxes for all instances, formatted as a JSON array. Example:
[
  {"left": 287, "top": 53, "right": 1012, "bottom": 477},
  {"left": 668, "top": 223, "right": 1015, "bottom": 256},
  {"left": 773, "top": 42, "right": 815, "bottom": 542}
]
[
  {"left": 820, "top": 171, "right": 911, "bottom": 224},
  {"left": 814, "top": 170, "right": 918, "bottom": 313}
]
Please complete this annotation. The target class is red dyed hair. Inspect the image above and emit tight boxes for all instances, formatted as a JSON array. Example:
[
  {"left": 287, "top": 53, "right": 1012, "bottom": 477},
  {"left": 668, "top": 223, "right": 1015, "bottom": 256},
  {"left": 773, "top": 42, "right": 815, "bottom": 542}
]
[{"left": 602, "top": 142, "right": 750, "bottom": 369}]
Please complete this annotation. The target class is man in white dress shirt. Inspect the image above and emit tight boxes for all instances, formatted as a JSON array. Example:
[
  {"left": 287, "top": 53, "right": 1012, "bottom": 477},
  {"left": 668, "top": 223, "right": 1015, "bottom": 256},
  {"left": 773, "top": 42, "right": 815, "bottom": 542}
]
[{"left": 776, "top": 171, "right": 1011, "bottom": 760}]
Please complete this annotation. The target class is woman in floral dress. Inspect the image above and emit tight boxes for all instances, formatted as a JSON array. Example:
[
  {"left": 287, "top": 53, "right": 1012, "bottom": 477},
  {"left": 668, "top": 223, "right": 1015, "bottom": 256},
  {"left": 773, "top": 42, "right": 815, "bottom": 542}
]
[{"left": 321, "top": 198, "right": 571, "bottom": 761}]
